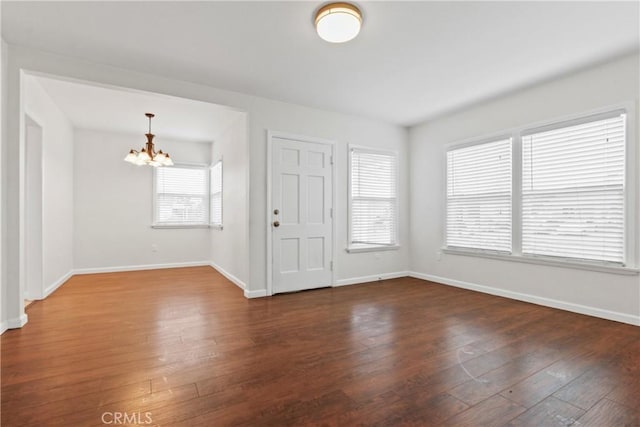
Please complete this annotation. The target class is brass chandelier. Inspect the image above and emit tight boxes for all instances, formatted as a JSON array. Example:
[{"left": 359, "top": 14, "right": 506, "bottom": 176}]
[{"left": 124, "top": 113, "right": 173, "bottom": 167}]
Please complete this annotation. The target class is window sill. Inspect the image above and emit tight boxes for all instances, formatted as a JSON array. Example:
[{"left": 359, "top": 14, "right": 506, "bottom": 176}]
[
  {"left": 346, "top": 244, "right": 400, "bottom": 254},
  {"left": 210, "top": 224, "right": 224, "bottom": 230},
  {"left": 442, "top": 247, "right": 639, "bottom": 276},
  {"left": 152, "top": 224, "right": 211, "bottom": 229}
]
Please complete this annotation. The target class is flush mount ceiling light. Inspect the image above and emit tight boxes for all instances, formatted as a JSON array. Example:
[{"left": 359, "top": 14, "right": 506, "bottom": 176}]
[
  {"left": 124, "top": 113, "right": 173, "bottom": 167},
  {"left": 315, "top": 2, "right": 362, "bottom": 43}
]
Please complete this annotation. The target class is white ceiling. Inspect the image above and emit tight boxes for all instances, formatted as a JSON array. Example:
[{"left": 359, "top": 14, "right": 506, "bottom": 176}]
[
  {"left": 4, "top": 1, "right": 639, "bottom": 126},
  {"left": 29, "top": 74, "right": 243, "bottom": 142}
]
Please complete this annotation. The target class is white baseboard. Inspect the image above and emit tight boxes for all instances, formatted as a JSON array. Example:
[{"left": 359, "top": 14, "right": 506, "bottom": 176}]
[
  {"left": 210, "top": 261, "right": 247, "bottom": 290},
  {"left": 334, "top": 271, "right": 409, "bottom": 287},
  {"left": 6, "top": 313, "right": 28, "bottom": 329},
  {"left": 73, "top": 261, "right": 211, "bottom": 275},
  {"left": 44, "top": 271, "right": 74, "bottom": 298},
  {"left": 409, "top": 271, "right": 640, "bottom": 326},
  {"left": 0, "top": 321, "right": 7, "bottom": 335},
  {"left": 243, "top": 271, "right": 409, "bottom": 298},
  {"left": 244, "top": 289, "right": 267, "bottom": 298}
]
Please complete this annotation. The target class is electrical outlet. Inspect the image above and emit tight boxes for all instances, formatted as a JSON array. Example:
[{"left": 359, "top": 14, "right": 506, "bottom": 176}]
[
  {"left": 151, "top": 244, "right": 158, "bottom": 253},
  {"left": 436, "top": 251, "right": 442, "bottom": 261}
]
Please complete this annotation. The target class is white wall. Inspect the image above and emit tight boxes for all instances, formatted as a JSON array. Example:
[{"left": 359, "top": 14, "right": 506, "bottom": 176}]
[
  {"left": 409, "top": 53, "right": 640, "bottom": 325},
  {"left": 249, "top": 99, "right": 410, "bottom": 294},
  {"left": 74, "top": 129, "right": 212, "bottom": 271},
  {"left": 3, "top": 44, "right": 23, "bottom": 328},
  {"left": 24, "top": 116, "right": 43, "bottom": 300},
  {"left": 210, "top": 115, "right": 249, "bottom": 288},
  {"left": 24, "top": 75, "right": 74, "bottom": 298},
  {"left": 0, "top": 38, "right": 7, "bottom": 331}
]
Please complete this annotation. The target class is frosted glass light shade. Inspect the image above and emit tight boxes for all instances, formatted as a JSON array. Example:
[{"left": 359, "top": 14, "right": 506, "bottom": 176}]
[
  {"left": 124, "top": 150, "right": 137, "bottom": 164},
  {"left": 134, "top": 157, "right": 148, "bottom": 166},
  {"left": 315, "top": 3, "right": 362, "bottom": 43},
  {"left": 138, "top": 149, "right": 151, "bottom": 162}
]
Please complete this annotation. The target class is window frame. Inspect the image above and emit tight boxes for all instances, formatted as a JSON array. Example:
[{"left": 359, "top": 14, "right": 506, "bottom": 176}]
[
  {"left": 443, "top": 103, "right": 638, "bottom": 275},
  {"left": 209, "top": 159, "right": 223, "bottom": 230},
  {"left": 347, "top": 144, "right": 400, "bottom": 253},
  {"left": 152, "top": 162, "right": 211, "bottom": 229}
]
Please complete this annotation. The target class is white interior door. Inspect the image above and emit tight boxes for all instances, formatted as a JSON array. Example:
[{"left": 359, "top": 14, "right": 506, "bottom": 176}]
[{"left": 271, "top": 136, "right": 333, "bottom": 294}]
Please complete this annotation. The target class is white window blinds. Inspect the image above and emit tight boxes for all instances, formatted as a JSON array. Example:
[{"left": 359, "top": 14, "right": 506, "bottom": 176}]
[
  {"left": 210, "top": 161, "right": 223, "bottom": 226},
  {"left": 350, "top": 148, "right": 397, "bottom": 246},
  {"left": 522, "top": 112, "right": 626, "bottom": 264},
  {"left": 154, "top": 165, "right": 208, "bottom": 226},
  {"left": 446, "top": 139, "right": 512, "bottom": 252}
]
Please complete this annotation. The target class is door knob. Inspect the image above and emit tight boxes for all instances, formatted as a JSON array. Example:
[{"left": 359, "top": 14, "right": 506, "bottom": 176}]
[{"left": 273, "top": 221, "right": 280, "bottom": 227}]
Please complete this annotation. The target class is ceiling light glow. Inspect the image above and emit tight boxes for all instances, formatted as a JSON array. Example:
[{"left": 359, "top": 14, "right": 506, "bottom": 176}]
[{"left": 315, "top": 3, "right": 362, "bottom": 43}]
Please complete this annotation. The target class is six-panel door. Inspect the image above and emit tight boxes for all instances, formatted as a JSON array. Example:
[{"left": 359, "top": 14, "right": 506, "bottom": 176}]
[{"left": 271, "top": 137, "right": 333, "bottom": 294}]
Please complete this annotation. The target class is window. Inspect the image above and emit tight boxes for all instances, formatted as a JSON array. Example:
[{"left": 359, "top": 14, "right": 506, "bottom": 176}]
[
  {"left": 349, "top": 147, "right": 398, "bottom": 250},
  {"left": 446, "top": 138, "right": 512, "bottom": 252},
  {"left": 210, "top": 160, "right": 223, "bottom": 227},
  {"left": 522, "top": 112, "right": 625, "bottom": 264},
  {"left": 153, "top": 164, "right": 209, "bottom": 227},
  {"left": 444, "top": 108, "right": 634, "bottom": 272}
]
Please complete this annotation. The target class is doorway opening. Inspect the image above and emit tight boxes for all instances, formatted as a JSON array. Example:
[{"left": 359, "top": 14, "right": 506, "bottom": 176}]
[{"left": 10, "top": 70, "right": 250, "bottom": 331}]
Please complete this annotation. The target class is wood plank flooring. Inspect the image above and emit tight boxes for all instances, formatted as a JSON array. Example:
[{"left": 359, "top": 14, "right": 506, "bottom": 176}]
[{"left": 1, "top": 266, "right": 638, "bottom": 426}]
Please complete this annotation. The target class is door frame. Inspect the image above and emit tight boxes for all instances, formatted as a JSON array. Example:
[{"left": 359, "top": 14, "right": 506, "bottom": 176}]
[{"left": 266, "top": 130, "right": 336, "bottom": 296}]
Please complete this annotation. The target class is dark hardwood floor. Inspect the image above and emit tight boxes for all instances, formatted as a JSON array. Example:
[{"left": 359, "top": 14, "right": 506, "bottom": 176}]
[{"left": 1, "top": 266, "right": 638, "bottom": 426}]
